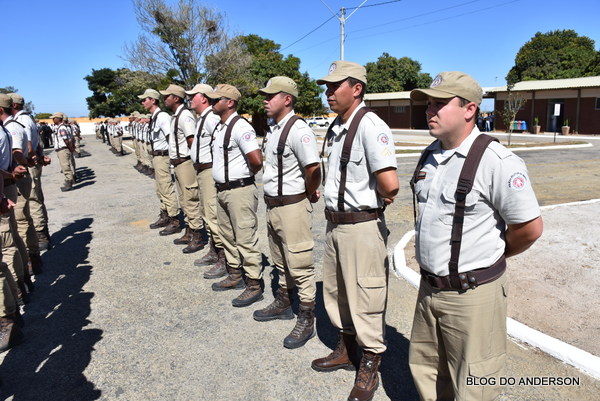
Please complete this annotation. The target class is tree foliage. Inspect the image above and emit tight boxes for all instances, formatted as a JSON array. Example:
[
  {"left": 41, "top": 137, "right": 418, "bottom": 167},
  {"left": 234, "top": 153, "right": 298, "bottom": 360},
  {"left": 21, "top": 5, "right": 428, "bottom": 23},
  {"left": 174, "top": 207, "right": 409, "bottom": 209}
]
[
  {"left": 0, "top": 86, "right": 35, "bottom": 114},
  {"left": 365, "top": 52, "right": 432, "bottom": 93},
  {"left": 205, "top": 34, "right": 326, "bottom": 133},
  {"left": 84, "top": 68, "right": 164, "bottom": 118},
  {"left": 500, "top": 91, "right": 527, "bottom": 144},
  {"left": 124, "top": 0, "right": 231, "bottom": 87},
  {"left": 506, "top": 29, "right": 600, "bottom": 85}
]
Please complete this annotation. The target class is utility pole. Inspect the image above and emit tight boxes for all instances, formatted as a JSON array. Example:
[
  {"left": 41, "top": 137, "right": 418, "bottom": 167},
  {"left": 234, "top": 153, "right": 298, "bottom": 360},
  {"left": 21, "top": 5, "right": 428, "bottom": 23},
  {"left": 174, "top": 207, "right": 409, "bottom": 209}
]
[{"left": 321, "top": 0, "right": 368, "bottom": 60}]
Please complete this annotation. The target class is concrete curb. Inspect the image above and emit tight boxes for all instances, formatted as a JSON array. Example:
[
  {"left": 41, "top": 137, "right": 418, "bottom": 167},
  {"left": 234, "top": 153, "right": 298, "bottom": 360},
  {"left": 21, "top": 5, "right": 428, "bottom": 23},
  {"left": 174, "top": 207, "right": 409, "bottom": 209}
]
[{"left": 392, "top": 228, "right": 600, "bottom": 380}]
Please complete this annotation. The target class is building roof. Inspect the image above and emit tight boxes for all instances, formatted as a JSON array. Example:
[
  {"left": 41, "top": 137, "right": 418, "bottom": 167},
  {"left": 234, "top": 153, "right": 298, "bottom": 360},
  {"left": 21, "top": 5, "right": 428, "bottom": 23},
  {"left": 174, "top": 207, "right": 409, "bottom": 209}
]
[
  {"left": 364, "top": 91, "right": 412, "bottom": 101},
  {"left": 485, "top": 76, "right": 600, "bottom": 93}
]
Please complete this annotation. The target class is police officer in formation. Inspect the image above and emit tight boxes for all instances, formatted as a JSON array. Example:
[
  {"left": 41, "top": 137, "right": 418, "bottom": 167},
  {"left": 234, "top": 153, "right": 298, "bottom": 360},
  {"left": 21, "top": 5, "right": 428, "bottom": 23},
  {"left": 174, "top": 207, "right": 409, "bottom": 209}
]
[
  {"left": 51, "top": 112, "right": 76, "bottom": 192},
  {"left": 253, "top": 76, "right": 321, "bottom": 349},
  {"left": 408, "top": 72, "right": 543, "bottom": 400}
]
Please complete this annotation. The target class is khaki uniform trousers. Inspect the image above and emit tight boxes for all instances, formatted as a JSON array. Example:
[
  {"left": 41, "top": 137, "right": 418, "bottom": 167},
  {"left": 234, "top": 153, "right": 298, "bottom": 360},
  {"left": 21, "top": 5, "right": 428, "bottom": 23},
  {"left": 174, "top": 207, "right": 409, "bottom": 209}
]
[
  {"left": 267, "top": 198, "right": 315, "bottom": 303},
  {"left": 144, "top": 143, "right": 153, "bottom": 168},
  {"left": 0, "top": 262, "right": 18, "bottom": 316},
  {"left": 323, "top": 217, "right": 389, "bottom": 354},
  {"left": 56, "top": 148, "right": 74, "bottom": 183},
  {"left": 173, "top": 160, "right": 202, "bottom": 230},
  {"left": 113, "top": 136, "right": 123, "bottom": 153},
  {"left": 196, "top": 168, "right": 222, "bottom": 249},
  {"left": 28, "top": 164, "right": 48, "bottom": 232},
  {"left": 134, "top": 139, "right": 141, "bottom": 162},
  {"left": 1, "top": 184, "right": 28, "bottom": 284},
  {"left": 409, "top": 273, "right": 508, "bottom": 401},
  {"left": 74, "top": 136, "right": 81, "bottom": 154},
  {"left": 216, "top": 184, "right": 261, "bottom": 279},
  {"left": 152, "top": 155, "right": 178, "bottom": 217},
  {"left": 15, "top": 174, "right": 39, "bottom": 253}
]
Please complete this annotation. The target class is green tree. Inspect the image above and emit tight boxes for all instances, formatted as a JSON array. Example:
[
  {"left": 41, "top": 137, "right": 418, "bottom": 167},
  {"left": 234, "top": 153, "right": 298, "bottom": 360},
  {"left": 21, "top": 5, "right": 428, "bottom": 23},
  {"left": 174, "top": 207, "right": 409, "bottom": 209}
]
[
  {"left": 125, "top": 0, "right": 231, "bottom": 87},
  {"left": 206, "top": 34, "right": 326, "bottom": 134},
  {"left": 0, "top": 86, "right": 35, "bottom": 114},
  {"left": 506, "top": 29, "right": 600, "bottom": 85},
  {"left": 365, "top": 52, "right": 432, "bottom": 93},
  {"left": 84, "top": 68, "right": 164, "bottom": 118},
  {"left": 34, "top": 113, "right": 52, "bottom": 120}
]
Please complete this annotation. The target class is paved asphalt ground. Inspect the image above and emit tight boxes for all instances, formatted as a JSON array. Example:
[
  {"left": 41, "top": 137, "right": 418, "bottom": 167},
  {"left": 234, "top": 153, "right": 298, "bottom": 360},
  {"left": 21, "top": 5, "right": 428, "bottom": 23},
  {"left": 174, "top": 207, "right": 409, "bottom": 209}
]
[{"left": 0, "top": 134, "right": 599, "bottom": 401}]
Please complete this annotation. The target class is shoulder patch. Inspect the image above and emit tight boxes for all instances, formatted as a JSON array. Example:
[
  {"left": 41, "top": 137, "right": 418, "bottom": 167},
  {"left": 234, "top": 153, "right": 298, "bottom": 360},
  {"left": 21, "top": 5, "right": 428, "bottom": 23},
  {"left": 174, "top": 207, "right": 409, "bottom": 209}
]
[{"left": 508, "top": 172, "right": 528, "bottom": 191}]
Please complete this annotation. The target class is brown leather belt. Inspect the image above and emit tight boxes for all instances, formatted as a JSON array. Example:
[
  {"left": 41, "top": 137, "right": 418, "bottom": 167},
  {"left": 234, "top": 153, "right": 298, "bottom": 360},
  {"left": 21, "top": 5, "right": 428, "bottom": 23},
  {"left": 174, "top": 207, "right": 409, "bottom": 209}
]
[
  {"left": 152, "top": 150, "right": 169, "bottom": 156},
  {"left": 56, "top": 147, "right": 68, "bottom": 151},
  {"left": 324, "top": 208, "right": 382, "bottom": 224},
  {"left": 420, "top": 256, "right": 506, "bottom": 291},
  {"left": 216, "top": 177, "right": 255, "bottom": 192},
  {"left": 264, "top": 193, "right": 306, "bottom": 208},
  {"left": 170, "top": 156, "right": 191, "bottom": 166},
  {"left": 193, "top": 162, "right": 213, "bottom": 172}
]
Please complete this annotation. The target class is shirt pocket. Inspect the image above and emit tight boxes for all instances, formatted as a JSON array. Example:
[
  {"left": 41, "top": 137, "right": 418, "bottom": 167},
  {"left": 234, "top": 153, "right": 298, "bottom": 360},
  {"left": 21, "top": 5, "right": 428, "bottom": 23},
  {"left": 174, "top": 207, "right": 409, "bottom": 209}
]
[
  {"left": 439, "top": 184, "right": 481, "bottom": 225},
  {"left": 346, "top": 147, "right": 367, "bottom": 183}
]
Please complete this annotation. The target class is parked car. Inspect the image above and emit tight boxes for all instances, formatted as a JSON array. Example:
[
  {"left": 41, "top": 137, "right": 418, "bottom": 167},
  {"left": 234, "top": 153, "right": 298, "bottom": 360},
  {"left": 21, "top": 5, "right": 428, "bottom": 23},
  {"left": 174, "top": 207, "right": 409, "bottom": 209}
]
[{"left": 307, "top": 116, "right": 331, "bottom": 128}]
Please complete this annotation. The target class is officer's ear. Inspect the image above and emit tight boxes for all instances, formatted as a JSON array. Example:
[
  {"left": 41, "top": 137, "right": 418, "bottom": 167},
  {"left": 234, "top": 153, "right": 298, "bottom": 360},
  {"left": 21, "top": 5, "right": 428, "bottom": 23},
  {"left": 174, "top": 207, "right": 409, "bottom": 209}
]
[{"left": 463, "top": 101, "right": 478, "bottom": 122}]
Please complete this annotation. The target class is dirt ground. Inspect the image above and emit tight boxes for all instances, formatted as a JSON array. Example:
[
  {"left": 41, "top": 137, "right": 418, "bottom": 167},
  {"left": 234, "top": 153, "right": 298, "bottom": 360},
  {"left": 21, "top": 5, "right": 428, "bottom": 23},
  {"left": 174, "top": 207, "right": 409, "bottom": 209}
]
[{"left": 403, "top": 200, "right": 600, "bottom": 357}]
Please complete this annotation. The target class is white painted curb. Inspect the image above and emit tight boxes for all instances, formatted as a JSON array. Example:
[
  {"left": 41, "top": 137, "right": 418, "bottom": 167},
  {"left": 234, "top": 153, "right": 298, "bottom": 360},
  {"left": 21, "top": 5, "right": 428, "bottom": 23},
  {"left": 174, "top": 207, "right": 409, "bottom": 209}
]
[{"left": 392, "top": 229, "right": 600, "bottom": 380}]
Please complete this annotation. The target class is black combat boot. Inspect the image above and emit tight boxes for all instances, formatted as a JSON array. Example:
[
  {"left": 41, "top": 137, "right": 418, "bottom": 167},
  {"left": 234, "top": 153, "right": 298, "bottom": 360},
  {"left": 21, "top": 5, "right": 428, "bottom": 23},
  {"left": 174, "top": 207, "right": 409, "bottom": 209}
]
[{"left": 283, "top": 301, "right": 316, "bottom": 349}]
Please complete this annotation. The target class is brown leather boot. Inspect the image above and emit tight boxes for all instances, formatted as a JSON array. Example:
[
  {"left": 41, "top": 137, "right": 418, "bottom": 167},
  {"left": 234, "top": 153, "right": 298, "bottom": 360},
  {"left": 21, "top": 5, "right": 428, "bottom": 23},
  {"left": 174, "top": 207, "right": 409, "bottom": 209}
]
[
  {"left": 347, "top": 351, "right": 382, "bottom": 401},
  {"left": 37, "top": 230, "right": 50, "bottom": 251},
  {"left": 182, "top": 229, "right": 204, "bottom": 253},
  {"left": 159, "top": 217, "right": 182, "bottom": 236},
  {"left": 284, "top": 301, "right": 316, "bottom": 349},
  {"left": 60, "top": 180, "right": 73, "bottom": 192},
  {"left": 29, "top": 253, "right": 44, "bottom": 275},
  {"left": 253, "top": 287, "right": 294, "bottom": 321},
  {"left": 194, "top": 240, "right": 218, "bottom": 266},
  {"left": 211, "top": 266, "right": 245, "bottom": 291},
  {"left": 203, "top": 250, "right": 226, "bottom": 279},
  {"left": 232, "top": 277, "right": 264, "bottom": 307},
  {"left": 173, "top": 226, "right": 192, "bottom": 245},
  {"left": 312, "top": 333, "right": 356, "bottom": 372},
  {"left": 149, "top": 210, "right": 169, "bottom": 229},
  {"left": 0, "top": 315, "right": 24, "bottom": 353}
]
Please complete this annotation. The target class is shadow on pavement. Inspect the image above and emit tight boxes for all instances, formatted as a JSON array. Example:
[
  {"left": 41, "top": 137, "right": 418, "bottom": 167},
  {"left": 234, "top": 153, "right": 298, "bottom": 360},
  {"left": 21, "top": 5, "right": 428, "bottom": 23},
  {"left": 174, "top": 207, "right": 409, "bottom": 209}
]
[
  {"left": 74, "top": 167, "right": 96, "bottom": 190},
  {"left": 0, "top": 218, "right": 102, "bottom": 401}
]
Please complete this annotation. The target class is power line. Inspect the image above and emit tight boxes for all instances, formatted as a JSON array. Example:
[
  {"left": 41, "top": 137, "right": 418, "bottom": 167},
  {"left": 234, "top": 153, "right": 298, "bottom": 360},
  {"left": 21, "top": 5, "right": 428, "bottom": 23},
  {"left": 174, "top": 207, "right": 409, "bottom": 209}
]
[
  {"left": 347, "top": 0, "right": 403, "bottom": 9},
  {"left": 281, "top": 15, "right": 337, "bottom": 52}
]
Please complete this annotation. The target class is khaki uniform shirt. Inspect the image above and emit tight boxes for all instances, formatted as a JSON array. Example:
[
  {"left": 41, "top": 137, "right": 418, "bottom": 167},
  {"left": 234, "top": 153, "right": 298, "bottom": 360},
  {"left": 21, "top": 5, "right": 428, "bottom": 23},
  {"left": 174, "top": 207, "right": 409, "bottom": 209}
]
[
  {"left": 415, "top": 128, "right": 541, "bottom": 276},
  {"left": 211, "top": 112, "right": 259, "bottom": 184},
  {"left": 191, "top": 107, "right": 219, "bottom": 164},
  {"left": 323, "top": 102, "right": 397, "bottom": 211},
  {"left": 150, "top": 108, "right": 171, "bottom": 151},
  {"left": 263, "top": 111, "right": 319, "bottom": 197},
  {"left": 168, "top": 104, "right": 195, "bottom": 159}
]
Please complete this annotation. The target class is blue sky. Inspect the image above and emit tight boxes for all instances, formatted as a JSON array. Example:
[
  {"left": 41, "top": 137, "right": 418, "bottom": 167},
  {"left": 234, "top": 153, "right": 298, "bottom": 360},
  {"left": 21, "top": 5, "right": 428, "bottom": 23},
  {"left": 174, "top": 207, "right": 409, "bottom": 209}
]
[{"left": 3, "top": 0, "right": 599, "bottom": 117}]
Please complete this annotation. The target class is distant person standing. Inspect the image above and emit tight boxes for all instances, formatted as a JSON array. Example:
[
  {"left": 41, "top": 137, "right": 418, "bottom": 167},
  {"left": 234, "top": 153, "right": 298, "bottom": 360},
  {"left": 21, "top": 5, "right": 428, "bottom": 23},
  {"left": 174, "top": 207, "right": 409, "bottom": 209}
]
[{"left": 51, "top": 113, "right": 76, "bottom": 192}]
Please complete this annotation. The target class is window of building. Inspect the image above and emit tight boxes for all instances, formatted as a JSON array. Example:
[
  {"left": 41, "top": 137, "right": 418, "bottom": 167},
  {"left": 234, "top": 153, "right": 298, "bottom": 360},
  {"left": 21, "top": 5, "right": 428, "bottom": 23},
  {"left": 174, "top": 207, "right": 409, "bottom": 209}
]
[
  {"left": 393, "top": 106, "right": 406, "bottom": 113},
  {"left": 595, "top": 98, "right": 600, "bottom": 110}
]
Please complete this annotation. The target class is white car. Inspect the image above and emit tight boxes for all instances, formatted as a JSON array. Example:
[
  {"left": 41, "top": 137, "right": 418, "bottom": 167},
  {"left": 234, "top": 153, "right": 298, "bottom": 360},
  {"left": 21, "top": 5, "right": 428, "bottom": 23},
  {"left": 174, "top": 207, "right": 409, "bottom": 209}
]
[{"left": 307, "top": 116, "right": 331, "bottom": 127}]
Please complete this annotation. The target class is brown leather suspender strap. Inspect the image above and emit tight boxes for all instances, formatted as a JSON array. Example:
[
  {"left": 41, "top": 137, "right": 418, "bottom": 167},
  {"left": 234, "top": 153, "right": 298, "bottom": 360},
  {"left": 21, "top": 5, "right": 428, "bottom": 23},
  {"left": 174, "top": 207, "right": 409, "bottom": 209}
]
[
  {"left": 448, "top": 134, "right": 498, "bottom": 289},
  {"left": 410, "top": 142, "right": 437, "bottom": 225},
  {"left": 172, "top": 107, "right": 185, "bottom": 159},
  {"left": 337, "top": 107, "right": 370, "bottom": 212},
  {"left": 195, "top": 111, "right": 211, "bottom": 162},
  {"left": 276, "top": 115, "right": 301, "bottom": 197},
  {"left": 223, "top": 115, "right": 242, "bottom": 184}
]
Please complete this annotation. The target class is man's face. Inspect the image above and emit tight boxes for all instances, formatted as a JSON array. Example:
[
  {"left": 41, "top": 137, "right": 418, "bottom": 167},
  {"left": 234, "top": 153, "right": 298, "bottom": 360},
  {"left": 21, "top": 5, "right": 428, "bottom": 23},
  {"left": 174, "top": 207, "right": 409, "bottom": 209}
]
[
  {"left": 211, "top": 97, "right": 230, "bottom": 116},
  {"left": 141, "top": 97, "right": 154, "bottom": 111},
  {"left": 425, "top": 96, "right": 471, "bottom": 140},
  {"left": 189, "top": 93, "right": 205, "bottom": 111},
  {"left": 263, "top": 92, "right": 287, "bottom": 119},
  {"left": 52, "top": 117, "right": 61, "bottom": 124},
  {"left": 325, "top": 79, "right": 359, "bottom": 115},
  {"left": 164, "top": 94, "right": 177, "bottom": 109}
]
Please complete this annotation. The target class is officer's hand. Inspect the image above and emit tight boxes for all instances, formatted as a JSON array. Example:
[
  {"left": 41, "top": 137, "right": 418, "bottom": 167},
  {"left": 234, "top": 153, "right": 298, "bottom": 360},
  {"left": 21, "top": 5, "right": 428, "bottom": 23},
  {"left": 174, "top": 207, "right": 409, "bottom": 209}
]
[
  {"left": 0, "top": 196, "right": 15, "bottom": 214},
  {"left": 309, "top": 190, "right": 321, "bottom": 203},
  {"left": 43, "top": 156, "right": 52, "bottom": 165},
  {"left": 12, "top": 165, "right": 27, "bottom": 179},
  {"left": 382, "top": 196, "right": 394, "bottom": 205}
]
